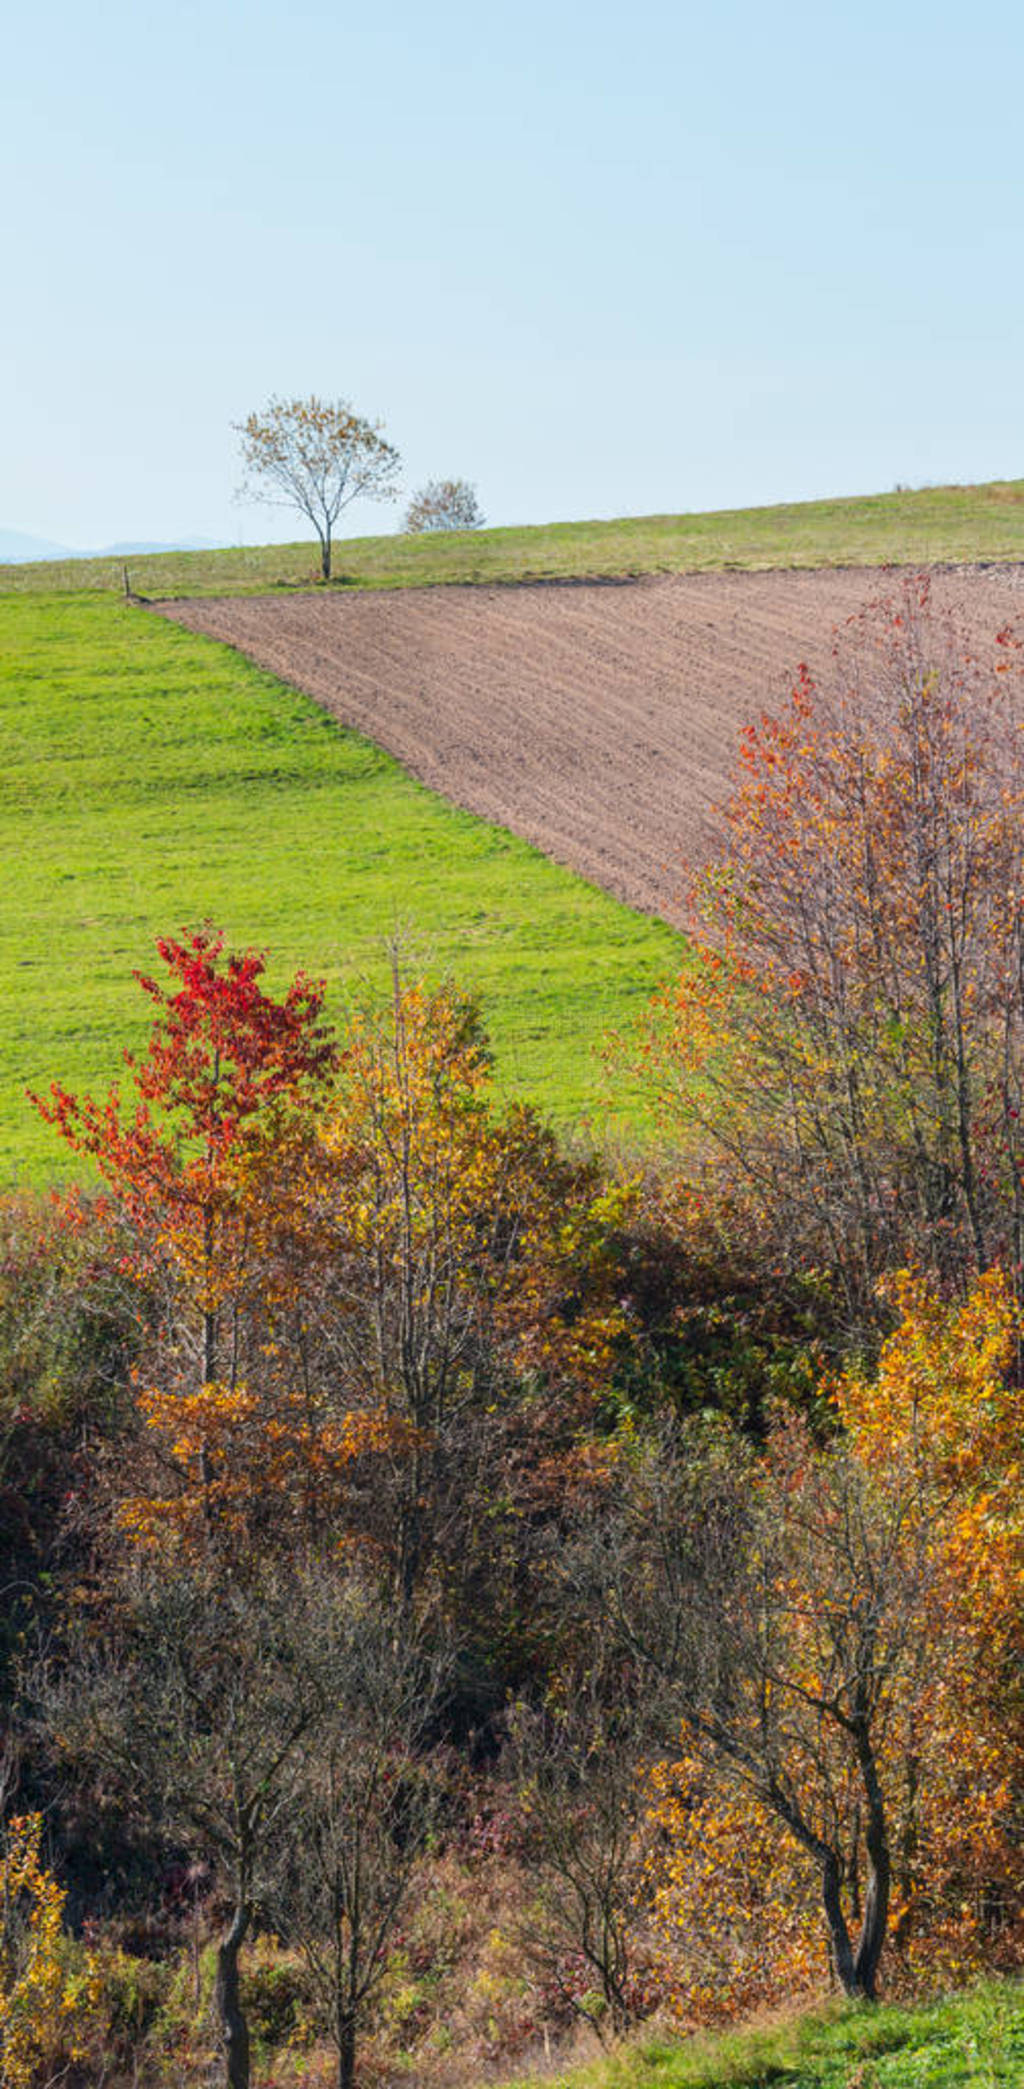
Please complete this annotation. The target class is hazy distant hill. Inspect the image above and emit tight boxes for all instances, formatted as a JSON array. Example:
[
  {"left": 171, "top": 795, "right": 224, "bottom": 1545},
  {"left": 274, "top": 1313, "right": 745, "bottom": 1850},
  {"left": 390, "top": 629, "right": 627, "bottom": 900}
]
[
  {"left": 0, "top": 527, "right": 80, "bottom": 563},
  {"left": 0, "top": 528, "right": 220, "bottom": 564},
  {"left": 102, "top": 538, "right": 220, "bottom": 556}
]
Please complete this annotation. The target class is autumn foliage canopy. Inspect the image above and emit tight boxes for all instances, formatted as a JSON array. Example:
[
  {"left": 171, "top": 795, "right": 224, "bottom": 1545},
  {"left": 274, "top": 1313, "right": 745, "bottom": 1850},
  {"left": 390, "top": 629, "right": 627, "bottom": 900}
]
[{"left": 13, "top": 577, "right": 1024, "bottom": 2081}]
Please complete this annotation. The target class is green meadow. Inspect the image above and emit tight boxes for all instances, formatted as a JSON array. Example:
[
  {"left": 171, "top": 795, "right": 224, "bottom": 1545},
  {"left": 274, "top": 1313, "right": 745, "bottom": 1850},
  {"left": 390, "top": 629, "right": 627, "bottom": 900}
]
[
  {"left": 499, "top": 1980, "right": 1024, "bottom": 2089},
  {"left": 0, "top": 593, "right": 680, "bottom": 1186},
  {"left": 4, "top": 478, "right": 1024, "bottom": 599}
]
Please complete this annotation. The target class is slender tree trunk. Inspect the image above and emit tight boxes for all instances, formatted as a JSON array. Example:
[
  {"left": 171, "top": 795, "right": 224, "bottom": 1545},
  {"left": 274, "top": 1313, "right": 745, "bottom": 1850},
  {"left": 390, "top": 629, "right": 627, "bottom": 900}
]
[
  {"left": 398, "top": 1452, "right": 423, "bottom": 1617},
  {"left": 204, "top": 1306, "right": 217, "bottom": 1386},
  {"left": 848, "top": 1802, "right": 862, "bottom": 1925},
  {"left": 767, "top": 1779, "right": 874, "bottom": 2002},
  {"left": 893, "top": 1742, "right": 919, "bottom": 1953},
  {"left": 337, "top": 2009, "right": 356, "bottom": 2089},
  {"left": 820, "top": 1848, "right": 863, "bottom": 1997},
  {"left": 853, "top": 1766, "right": 891, "bottom": 1999},
  {"left": 321, "top": 527, "right": 332, "bottom": 581},
  {"left": 215, "top": 1898, "right": 251, "bottom": 2089}
]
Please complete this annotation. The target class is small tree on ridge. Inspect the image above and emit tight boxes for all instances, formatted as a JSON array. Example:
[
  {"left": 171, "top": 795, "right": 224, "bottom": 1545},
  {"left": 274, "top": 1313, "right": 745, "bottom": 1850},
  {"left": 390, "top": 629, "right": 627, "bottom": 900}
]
[
  {"left": 236, "top": 395, "right": 401, "bottom": 579},
  {"left": 403, "top": 478, "right": 485, "bottom": 533}
]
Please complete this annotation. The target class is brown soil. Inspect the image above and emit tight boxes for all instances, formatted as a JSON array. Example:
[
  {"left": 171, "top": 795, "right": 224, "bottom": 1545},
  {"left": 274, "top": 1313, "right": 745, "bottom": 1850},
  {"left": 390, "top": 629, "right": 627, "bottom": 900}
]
[{"left": 157, "top": 566, "right": 1024, "bottom": 926}]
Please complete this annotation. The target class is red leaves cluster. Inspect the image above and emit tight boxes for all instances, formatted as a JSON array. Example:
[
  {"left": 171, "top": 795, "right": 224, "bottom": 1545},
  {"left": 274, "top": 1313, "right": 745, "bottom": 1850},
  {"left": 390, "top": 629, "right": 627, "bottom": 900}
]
[{"left": 33, "top": 928, "right": 336, "bottom": 1236}]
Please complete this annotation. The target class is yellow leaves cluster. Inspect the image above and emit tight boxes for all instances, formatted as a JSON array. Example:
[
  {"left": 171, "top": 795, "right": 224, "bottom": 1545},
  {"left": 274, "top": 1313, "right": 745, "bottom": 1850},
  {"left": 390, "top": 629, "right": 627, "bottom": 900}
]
[
  {"left": 0, "top": 1815, "right": 99, "bottom": 2089},
  {"left": 839, "top": 1270, "right": 1024, "bottom": 1662},
  {"left": 645, "top": 1757, "right": 821, "bottom": 2025},
  {"left": 646, "top": 1274, "right": 1024, "bottom": 2015},
  {"left": 839, "top": 1268, "right": 1018, "bottom": 1473},
  {"left": 320, "top": 977, "right": 633, "bottom": 1412},
  {"left": 847, "top": 1275, "right": 1024, "bottom": 1972}
]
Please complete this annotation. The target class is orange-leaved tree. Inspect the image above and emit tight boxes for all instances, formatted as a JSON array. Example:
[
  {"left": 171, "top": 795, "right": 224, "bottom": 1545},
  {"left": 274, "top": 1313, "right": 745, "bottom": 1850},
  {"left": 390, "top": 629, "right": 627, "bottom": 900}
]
[
  {"left": 32, "top": 934, "right": 348, "bottom": 2088},
  {"left": 646, "top": 578, "right": 1024, "bottom": 1319},
  {"left": 581, "top": 1408, "right": 917, "bottom": 2002}
]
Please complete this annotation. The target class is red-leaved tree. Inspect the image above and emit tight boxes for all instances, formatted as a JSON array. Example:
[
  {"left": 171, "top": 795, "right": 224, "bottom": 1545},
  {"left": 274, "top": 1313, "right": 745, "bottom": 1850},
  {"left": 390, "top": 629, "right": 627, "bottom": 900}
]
[
  {"left": 34, "top": 925, "right": 337, "bottom": 1386},
  {"left": 32, "top": 928, "right": 344, "bottom": 1557}
]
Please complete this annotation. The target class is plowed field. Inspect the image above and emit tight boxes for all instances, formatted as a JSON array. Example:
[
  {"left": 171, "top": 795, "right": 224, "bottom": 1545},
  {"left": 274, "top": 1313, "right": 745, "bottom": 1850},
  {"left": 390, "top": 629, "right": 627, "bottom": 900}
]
[{"left": 158, "top": 565, "right": 1024, "bottom": 925}]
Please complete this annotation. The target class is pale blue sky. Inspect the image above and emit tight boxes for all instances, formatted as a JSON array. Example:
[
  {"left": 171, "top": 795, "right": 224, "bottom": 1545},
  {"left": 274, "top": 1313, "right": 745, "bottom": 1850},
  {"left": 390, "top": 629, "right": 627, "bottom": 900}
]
[{"left": 5, "top": 0, "right": 1022, "bottom": 547}]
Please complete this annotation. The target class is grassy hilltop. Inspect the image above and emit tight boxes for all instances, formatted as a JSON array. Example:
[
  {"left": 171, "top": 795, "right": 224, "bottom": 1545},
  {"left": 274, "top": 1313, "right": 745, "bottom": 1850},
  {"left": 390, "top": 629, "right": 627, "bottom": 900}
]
[{"left": 3, "top": 477, "right": 1024, "bottom": 599}]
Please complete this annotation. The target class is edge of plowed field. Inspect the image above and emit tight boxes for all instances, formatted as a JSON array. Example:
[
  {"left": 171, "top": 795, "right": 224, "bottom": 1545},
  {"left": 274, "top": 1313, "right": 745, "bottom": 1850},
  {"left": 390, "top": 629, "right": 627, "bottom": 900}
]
[{"left": 153, "top": 560, "right": 1024, "bottom": 928}]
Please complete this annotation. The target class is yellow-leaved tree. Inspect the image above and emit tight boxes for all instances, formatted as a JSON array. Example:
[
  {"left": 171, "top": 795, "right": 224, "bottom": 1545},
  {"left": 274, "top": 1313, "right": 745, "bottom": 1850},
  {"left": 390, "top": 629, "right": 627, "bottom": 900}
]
[
  {"left": 310, "top": 969, "right": 634, "bottom": 1609},
  {"left": 836, "top": 1269, "right": 1024, "bottom": 1973},
  {"left": 642, "top": 1271, "right": 1023, "bottom": 2020},
  {"left": 0, "top": 1814, "right": 97, "bottom": 2089}
]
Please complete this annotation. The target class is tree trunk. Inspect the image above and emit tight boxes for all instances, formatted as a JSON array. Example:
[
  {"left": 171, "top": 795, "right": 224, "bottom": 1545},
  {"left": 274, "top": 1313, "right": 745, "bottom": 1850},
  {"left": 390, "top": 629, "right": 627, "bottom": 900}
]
[
  {"left": 853, "top": 1771, "right": 891, "bottom": 1999},
  {"left": 337, "top": 2009, "right": 356, "bottom": 2089},
  {"left": 770, "top": 1783, "right": 875, "bottom": 2002},
  {"left": 215, "top": 1898, "right": 251, "bottom": 2089},
  {"left": 820, "top": 1847, "right": 864, "bottom": 1998},
  {"left": 321, "top": 529, "right": 332, "bottom": 581}
]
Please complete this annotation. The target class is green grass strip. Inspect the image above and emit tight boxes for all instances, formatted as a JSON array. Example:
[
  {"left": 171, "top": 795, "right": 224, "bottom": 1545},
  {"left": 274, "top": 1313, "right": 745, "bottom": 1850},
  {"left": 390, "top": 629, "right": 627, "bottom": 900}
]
[
  {"left": 3, "top": 480, "right": 1024, "bottom": 600},
  {"left": 498, "top": 1979, "right": 1024, "bottom": 2088},
  {"left": 1, "top": 594, "right": 680, "bottom": 1186}
]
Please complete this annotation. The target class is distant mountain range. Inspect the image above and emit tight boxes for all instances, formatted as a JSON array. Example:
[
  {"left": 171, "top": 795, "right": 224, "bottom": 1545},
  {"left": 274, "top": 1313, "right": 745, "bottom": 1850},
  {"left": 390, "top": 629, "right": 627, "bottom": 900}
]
[{"left": 0, "top": 527, "right": 221, "bottom": 564}]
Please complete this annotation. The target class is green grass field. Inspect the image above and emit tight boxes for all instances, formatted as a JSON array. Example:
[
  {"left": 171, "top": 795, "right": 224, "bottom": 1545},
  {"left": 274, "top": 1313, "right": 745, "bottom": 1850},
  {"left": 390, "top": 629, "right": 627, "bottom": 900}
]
[
  {"left": 4, "top": 478, "right": 1024, "bottom": 600},
  {"left": 499, "top": 1981, "right": 1024, "bottom": 2089},
  {"left": 0, "top": 593, "right": 681, "bottom": 1186}
]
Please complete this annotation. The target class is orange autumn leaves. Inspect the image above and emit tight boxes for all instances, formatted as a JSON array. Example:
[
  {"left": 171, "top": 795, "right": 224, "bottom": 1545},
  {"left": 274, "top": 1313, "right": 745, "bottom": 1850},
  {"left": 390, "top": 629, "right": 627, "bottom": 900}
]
[
  {"left": 648, "top": 1272, "right": 1024, "bottom": 2023},
  {"left": 839, "top": 1273, "right": 1023, "bottom": 1975},
  {"left": 839, "top": 1269, "right": 1023, "bottom": 1673},
  {"left": 37, "top": 938, "right": 632, "bottom": 1572}
]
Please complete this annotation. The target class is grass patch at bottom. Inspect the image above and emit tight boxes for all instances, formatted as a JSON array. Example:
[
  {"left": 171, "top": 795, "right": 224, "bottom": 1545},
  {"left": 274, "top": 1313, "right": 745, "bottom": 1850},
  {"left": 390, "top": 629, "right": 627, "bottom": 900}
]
[{"left": 497, "top": 1981, "right": 1024, "bottom": 2089}]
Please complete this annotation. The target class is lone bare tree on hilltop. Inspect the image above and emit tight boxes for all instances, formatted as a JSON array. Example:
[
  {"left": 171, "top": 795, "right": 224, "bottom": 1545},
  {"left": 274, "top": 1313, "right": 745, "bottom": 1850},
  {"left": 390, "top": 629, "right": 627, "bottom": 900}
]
[{"left": 235, "top": 395, "right": 401, "bottom": 579}]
